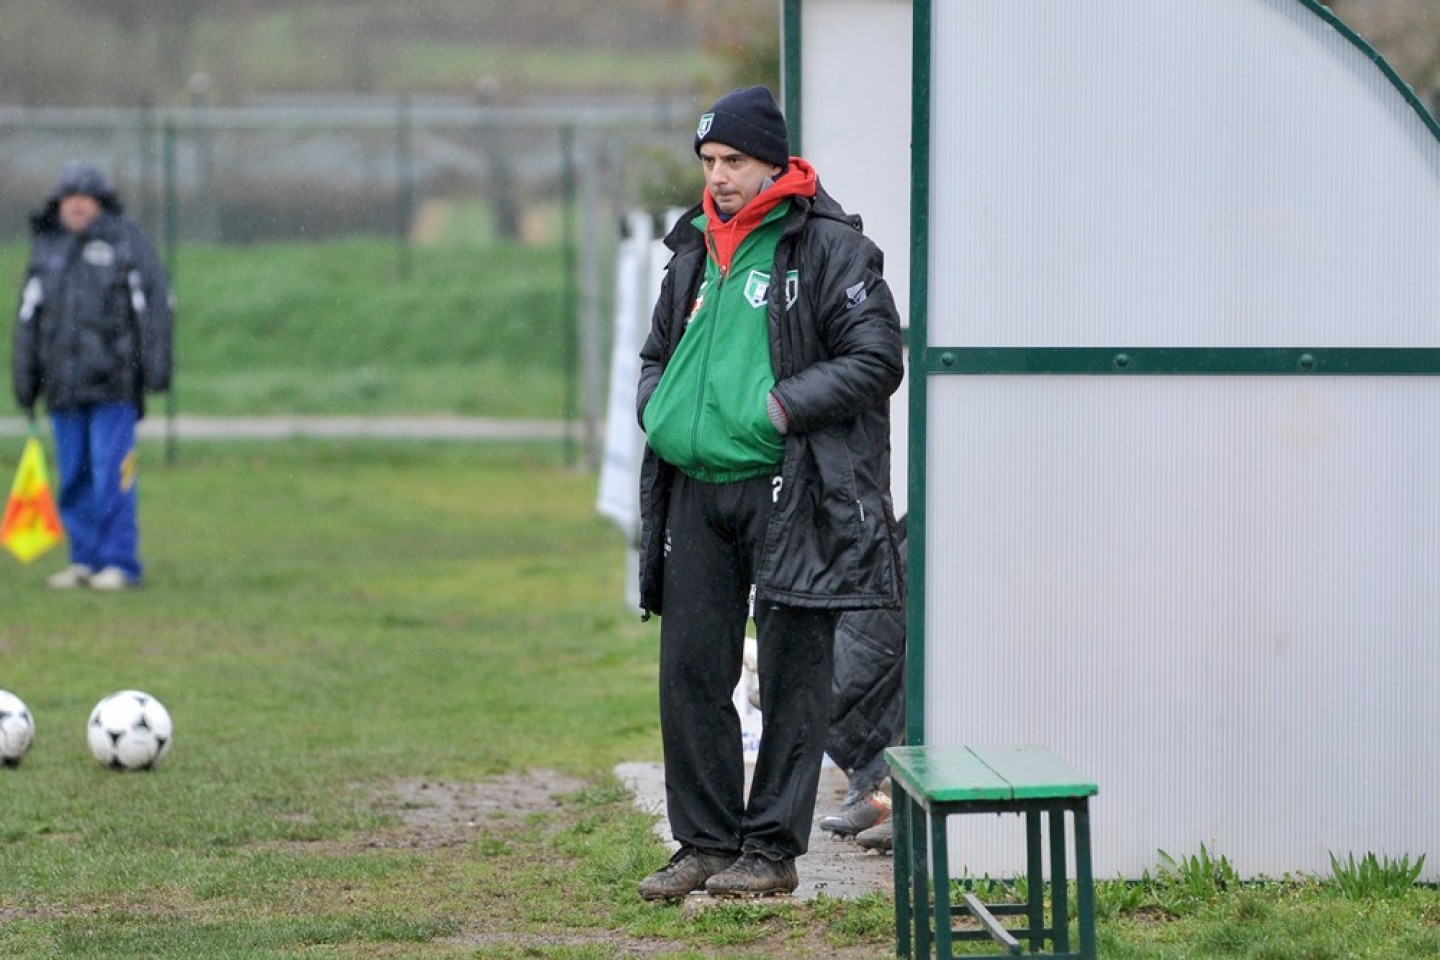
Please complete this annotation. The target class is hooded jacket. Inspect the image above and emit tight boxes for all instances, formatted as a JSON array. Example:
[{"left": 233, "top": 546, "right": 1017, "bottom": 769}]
[
  {"left": 13, "top": 165, "right": 173, "bottom": 416},
  {"left": 640, "top": 164, "right": 818, "bottom": 482},
  {"left": 637, "top": 165, "right": 905, "bottom": 615}
]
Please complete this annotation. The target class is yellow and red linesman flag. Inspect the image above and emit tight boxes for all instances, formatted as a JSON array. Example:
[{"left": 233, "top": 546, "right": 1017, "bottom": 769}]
[{"left": 1, "top": 437, "right": 64, "bottom": 563}]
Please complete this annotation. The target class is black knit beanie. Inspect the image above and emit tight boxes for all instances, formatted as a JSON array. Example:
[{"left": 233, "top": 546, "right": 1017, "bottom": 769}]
[{"left": 694, "top": 85, "right": 790, "bottom": 170}]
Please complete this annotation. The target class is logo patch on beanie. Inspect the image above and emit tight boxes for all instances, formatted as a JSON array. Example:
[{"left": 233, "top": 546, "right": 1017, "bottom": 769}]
[{"left": 697, "top": 113, "right": 714, "bottom": 138}]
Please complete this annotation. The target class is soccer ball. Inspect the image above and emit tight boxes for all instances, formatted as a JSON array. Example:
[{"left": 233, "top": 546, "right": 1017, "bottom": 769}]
[
  {"left": 87, "top": 690, "right": 173, "bottom": 771},
  {"left": 0, "top": 689, "right": 35, "bottom": 768}
]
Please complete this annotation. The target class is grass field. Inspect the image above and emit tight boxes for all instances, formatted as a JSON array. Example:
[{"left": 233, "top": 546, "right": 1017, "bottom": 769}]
[
  {"left": 0, "top": 439, "right": 908, "bottom": 959},
  {"left": 0, "top": 237, "right": 573, "bottom": 419},
  {"left": 0, "top": 440, "right": 655, "bottom": 958},
  {"left": 0, "top": 439, "right": 1438, "bottom": 959}
]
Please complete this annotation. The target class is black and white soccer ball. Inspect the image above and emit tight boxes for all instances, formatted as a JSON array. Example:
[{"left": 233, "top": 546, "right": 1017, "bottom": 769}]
[
  {"left": 87, "top": 690, "right": 172, "bottom": 771},
  {"left": 0, "top": 689, "right": 35, "bottom": 768}
]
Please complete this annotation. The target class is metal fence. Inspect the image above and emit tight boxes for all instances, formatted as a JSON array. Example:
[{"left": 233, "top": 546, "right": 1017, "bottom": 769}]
[
  {"left": 0, "top": 96, "right": 695, "bottom": 249},
  {"left": 0, "top": 97, "right": 700, "bottom": 467}
]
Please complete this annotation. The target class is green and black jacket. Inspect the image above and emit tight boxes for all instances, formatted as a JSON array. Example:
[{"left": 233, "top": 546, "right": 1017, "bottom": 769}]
[{"left": 637, "top": 159, "right": 905, "bottom": 616}]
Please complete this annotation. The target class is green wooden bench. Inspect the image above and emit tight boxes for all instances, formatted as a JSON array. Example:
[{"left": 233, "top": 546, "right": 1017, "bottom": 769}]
[{"left": 885, "top": 744, "right": 1098, "bottom": 960}]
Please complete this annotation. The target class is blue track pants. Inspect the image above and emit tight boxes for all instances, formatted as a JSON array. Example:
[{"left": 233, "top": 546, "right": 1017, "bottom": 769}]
[{"left": 50, "top": 403, "right": 142, "bottom": 581}]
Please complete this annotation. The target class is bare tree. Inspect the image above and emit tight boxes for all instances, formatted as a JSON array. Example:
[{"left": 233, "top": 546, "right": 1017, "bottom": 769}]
[{"left": 1328, "top": 0, "right": 1440, "bottom": 104}]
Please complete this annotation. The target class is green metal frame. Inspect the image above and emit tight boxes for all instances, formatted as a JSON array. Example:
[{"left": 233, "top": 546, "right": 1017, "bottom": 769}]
[
  {"left": 781, "top": 0, "right": 803, "bottom": 153},
  {"left": 905, "top": 0, "right": 1440, "bottom": 747},
  {"left": 906, "top": 0, "right": 933, "bottom": 747},
  {"left": 921, "top": 347, "right": 1440, "bottom": 376}
]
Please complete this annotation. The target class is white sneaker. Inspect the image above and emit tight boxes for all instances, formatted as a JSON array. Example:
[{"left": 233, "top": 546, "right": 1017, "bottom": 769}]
[
  {"left": 88, "top": 567, "right": 137, "bottom": 591},
  {"left": 46, "top": 564, "right": 93, "bottom": 589}
]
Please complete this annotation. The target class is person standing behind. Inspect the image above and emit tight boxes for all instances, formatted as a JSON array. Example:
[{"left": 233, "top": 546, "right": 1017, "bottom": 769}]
[
  {"left": 12, "top": 162, "right": 173, "bottom": 591},
  {"left": 819, "top": 515, "right": 908, "bottom": 853},
  {"left": 635, "top": 86, "right": 904, "bottom": 899}
]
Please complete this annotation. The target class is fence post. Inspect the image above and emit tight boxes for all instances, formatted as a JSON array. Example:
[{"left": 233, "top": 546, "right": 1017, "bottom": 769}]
[
  {"left": 477, "top": 76, "right": 520, "bottom": 241},
  {"left": 577, "top": 126, "right": 603, "bottom": 471},
  {"left": 188, "top": 72, "right": 217, "bottom": 242},
  {"left": 137, "top": 101, "right": 155, "bottom": 235},
  {"left": 395, "top": 94, "right": 414, "bottom": 280},
  {"left": 163, "top": 117, "right": 179, "bottom": 465},
  {"left": 560, "top": 124, "right": 579, "bottom": 468}
]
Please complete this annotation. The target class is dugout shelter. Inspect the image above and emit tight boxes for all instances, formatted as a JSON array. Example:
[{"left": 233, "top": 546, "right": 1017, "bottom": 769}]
[{"left": 786, "top": 0, "right": 1440, "bottom": 880}]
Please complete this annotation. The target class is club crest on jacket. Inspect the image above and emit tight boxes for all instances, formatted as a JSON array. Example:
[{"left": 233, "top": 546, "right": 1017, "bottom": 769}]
[
  {"left": 742, "top": 270, "right": 800, "bottom": 310},
  {"left": 82, "top": 240, "right": 115, "bottom": 267}
]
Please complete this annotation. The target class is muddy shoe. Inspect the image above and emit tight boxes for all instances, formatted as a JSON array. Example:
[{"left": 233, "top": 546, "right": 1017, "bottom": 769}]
[
  {"left": 855, "top": 820, "right": 893, "bottom": 854},
  {"left": 637, "top": 848, "right": 738, "bottom": 901},
  {"left": 818, "top": 790, "right": 891, "bottom": 837},
  {"left": 704, "top": 853, "right": 799, "bottom": 897}
]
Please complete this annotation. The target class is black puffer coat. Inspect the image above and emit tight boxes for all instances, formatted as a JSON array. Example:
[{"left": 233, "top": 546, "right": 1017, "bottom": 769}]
[
  {"left": 13, "top": 167, "right": 173, "bottom": 417},
  {"left": 637, "top": 180, "right": 904, "bottom": 615},
  {"left": 827, "top": 516, "right": 907, "bottom": 777}
]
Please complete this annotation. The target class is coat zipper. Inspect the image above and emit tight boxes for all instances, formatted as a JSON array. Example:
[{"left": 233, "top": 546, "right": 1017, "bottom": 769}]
[{"left": 686, "top": 269, "right": 725, "bottom": 465}]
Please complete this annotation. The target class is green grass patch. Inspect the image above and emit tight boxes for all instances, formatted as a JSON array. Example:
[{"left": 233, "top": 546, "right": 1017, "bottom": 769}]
[
  {"left": 223, "top": 10, "right": 749, "bottom": 98},
  {"left": 0, "top": 238, "right": 574, "bottom": 418},
  {"left": 173, "top": 239, "right": 570, "bottom": 416},
  {"left": 1090, "top": 878, "right": 1440, "bottom": 959}
]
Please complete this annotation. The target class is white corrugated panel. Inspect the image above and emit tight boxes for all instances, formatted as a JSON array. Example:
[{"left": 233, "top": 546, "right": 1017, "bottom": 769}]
[
  {"left": 930, "top": 0, "right": 1440, "bottom": 348},
  {"left": 926, "top": 377, "right": 1440, "bottom": 879},
  {"left": 802, "top": 0, "right": 914, "bottom": 518},
  {"left": 924, "top": 1, "right": 1440, "bottom": 879},
  {"left": 802, "top": 0, "right": 913, "bottom": 331}
]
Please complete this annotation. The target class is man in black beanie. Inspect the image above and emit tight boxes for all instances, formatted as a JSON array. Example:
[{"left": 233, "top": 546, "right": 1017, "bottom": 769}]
[{"left": 635, "top": 85, "right": 904, "bottom": 899}]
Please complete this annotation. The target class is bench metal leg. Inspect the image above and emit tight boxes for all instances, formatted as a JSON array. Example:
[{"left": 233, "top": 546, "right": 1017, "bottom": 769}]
[
  {"left": 1026, "top": 811, "right": 1045, "bottom": 952},
  {"left": 1075, "top": 801, "right": 1096, "bottom": 960},
  {"left": 909, "top": 795, "right": 932, "bottom": 960},
  {"left": 893, "top": 790, "right": 912, "bottom": 958},
  {"left": 1050, "top": 808, "right": 1070, "bottom": 954},
  {"left": 930, "top": 809, "right": 954, "bottom": 960}
]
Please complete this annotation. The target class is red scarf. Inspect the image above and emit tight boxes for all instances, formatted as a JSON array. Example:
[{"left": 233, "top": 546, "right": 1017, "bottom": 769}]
[{"left": 702, "top": 157, "right": 818, "bottom": 274}]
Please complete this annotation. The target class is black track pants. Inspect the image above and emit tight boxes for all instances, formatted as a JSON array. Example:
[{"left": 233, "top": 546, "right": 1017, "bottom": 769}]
[{"left": 659, "top": 472, "right": 838, "bottom": 860}]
